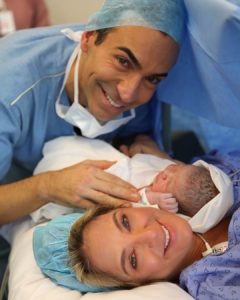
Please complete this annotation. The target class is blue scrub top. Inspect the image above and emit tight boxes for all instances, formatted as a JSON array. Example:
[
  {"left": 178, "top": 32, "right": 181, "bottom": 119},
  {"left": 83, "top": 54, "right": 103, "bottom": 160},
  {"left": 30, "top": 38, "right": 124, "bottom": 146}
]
[{"left": 0, "top": 24, "right": 161, "bottom": 180}]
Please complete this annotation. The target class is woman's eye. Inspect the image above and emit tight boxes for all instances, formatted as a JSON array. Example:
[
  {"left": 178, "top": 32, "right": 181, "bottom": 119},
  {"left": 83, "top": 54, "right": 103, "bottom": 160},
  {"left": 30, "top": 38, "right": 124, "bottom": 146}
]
[
  {"left": 117, "top": 56, "right": 130, "bottom": 68},
  {"left": 130, "top": 252, "right": 137, "bottom": 269},
  {"left": 122, "top": 214, "right": 130, "bottom": 231}
]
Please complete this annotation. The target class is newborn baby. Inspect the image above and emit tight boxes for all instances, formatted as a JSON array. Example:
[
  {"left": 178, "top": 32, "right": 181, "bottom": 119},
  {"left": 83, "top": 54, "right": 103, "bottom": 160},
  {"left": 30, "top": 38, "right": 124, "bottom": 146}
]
[{"left": 31, "top": 135, "right": 219, "bottom": 223}]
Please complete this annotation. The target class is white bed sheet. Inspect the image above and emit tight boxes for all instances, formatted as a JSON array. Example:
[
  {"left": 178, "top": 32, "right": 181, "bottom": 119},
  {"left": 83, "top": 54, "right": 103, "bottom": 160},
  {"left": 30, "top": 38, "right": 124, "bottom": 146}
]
[{"left": 8, "top": 220, "right": 194, "bottom": 300}]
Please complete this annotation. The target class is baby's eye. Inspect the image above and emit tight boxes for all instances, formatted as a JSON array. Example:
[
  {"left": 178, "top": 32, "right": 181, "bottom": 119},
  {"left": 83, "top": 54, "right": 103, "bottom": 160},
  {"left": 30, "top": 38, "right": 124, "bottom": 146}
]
[
  {"left": 130, "top": 252, "right": 137, "bottom": 269},
  {"left": 122, "top": 214, "right": 130, "bottom": 231}
]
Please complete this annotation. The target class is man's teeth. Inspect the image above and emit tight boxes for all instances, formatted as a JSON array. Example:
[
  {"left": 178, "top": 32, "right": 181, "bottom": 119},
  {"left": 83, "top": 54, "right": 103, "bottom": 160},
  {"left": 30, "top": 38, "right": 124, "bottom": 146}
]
[
  {"left": 161, "top": 225, "right": 170, "bottom": 249},
  {"left": 106, "top": 94, "right": 122, "bottom": 108}
]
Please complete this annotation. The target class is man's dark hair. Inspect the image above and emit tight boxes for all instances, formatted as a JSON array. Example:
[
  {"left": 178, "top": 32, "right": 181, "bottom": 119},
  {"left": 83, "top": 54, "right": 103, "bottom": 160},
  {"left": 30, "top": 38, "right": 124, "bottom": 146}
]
[{"left": 94, "top": 28, "right": 114, "bottom": 45}]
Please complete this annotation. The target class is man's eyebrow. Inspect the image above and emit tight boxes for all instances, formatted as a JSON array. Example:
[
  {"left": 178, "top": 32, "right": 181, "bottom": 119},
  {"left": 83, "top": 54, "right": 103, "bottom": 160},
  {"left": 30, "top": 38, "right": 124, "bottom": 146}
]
[
  {"left": 113, "top": 211, "right": 129, "bottom": 276},
  {"left": 117, "top": 47, "right": 168, "bottom": 77},
  {"left": 117, "top": 47, "right": 141, "bottom": 69}
]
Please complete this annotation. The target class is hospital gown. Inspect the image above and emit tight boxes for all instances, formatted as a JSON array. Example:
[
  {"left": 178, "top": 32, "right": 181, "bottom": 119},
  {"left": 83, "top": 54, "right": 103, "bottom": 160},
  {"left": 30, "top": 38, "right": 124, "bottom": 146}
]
[{"left": 180, "top": 151, "right": 240, "bottom": 300}]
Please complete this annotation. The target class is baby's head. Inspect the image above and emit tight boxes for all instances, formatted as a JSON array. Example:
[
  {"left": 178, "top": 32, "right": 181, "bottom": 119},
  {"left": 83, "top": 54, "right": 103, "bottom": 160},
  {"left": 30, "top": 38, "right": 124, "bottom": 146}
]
[
  {"left": 68, "top": 205, "right": 193, "bottom": 288},
  {"left": 150, "top": 164, "right": 219, "bottom": 216}
]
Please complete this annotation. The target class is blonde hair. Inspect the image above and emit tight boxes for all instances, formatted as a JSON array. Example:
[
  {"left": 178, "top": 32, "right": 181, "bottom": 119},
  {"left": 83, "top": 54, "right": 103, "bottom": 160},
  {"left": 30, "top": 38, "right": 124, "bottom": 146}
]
[
  {"left": 177, "top": 165, "right": 219, "bottom": 217},
  {"left": 68, "top": 205, "right": 138, "bottom": 288}
]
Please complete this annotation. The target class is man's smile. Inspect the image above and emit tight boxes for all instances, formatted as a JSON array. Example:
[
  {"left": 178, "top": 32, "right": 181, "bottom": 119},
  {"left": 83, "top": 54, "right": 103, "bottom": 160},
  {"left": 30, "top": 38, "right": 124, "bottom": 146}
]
[{"left": 100, "top": 84, "right": 125, "bottom": 109}]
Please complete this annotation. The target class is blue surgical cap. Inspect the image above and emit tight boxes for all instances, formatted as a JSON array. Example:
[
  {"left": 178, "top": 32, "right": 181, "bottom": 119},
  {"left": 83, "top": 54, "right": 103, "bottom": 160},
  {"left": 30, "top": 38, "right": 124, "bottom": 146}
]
[
  {"left": 33, "top": 213, "right": 110, "bottom": 293},
  {"left": 85, "top": 0, "right": 186, "bottom": 44}
]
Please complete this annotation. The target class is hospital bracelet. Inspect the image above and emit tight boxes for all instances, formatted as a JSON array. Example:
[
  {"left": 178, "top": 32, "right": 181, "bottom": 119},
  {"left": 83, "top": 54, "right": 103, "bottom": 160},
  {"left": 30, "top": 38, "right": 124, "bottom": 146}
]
[{"left": 197, "top": 233, "right": 228, "bottom": 257}]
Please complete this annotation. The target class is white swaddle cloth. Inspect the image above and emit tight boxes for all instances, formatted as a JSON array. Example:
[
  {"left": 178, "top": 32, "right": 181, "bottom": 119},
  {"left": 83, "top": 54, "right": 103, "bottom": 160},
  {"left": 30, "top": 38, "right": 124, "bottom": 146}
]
[
  {"left": 31, "top": 136, "right": 172, "bottom": 221},
  {"left": 31, "top": 136, "right": 233, "bottom": 233}
]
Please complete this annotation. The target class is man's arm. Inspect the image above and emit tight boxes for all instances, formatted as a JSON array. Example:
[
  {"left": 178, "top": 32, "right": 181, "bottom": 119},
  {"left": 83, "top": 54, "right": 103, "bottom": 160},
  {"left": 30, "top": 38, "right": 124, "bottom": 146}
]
[
  {"left": 0, "top": 174, "right": 47, "bottom": 224},
  {"left": 0, "top": 160, "right": 140, "bottom": 225}
]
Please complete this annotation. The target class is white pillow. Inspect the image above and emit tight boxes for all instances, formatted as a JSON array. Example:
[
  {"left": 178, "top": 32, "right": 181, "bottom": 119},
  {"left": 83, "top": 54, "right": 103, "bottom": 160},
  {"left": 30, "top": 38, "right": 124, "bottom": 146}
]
[{"left": 8, "top": 220, "right": 193, "bottom": 300}]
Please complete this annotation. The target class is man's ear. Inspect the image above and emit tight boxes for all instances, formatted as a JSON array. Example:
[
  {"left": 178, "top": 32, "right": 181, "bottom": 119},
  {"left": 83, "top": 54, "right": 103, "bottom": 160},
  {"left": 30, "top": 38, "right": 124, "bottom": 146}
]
[{"left": 80, "top": 31, "right": 95, "bottom": 52}]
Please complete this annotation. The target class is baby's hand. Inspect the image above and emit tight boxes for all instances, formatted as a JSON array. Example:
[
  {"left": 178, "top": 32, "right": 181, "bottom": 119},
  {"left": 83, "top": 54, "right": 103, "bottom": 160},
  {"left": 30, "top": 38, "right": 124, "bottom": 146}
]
[{"left": 146, "top": 190, "right": 178, "bottom": 213}]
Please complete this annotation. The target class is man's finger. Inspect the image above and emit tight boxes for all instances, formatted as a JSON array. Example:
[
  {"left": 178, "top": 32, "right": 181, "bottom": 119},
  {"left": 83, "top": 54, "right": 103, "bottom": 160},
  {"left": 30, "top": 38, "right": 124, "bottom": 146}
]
[
  {"left": 92, "top": 177, "right": 140, "bottom": 202},
  {"left": 82, "top": 160, "right": 116, "bottom": 169},
  {"left": 94, "top": 169, "right": 139, "bottom": 198},
  {"left": 119, "top": 145, "right": 130, "bottom": 156},
  {"left": 81, "top": 189, "right": 133, "bottom": 207}
]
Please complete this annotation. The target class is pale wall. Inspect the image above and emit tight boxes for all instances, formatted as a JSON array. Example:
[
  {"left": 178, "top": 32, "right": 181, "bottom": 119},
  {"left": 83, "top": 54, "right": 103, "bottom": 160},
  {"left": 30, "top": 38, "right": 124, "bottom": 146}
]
[{"left": 45, "top": 0, "right": 104, "bottom": 25}]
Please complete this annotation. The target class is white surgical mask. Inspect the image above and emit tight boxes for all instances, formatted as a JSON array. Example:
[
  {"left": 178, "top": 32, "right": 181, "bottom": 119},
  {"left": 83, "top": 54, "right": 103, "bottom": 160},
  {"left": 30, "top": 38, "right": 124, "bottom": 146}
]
[{"left": 56, "top": 28, "right": 135, "bottom": 138}]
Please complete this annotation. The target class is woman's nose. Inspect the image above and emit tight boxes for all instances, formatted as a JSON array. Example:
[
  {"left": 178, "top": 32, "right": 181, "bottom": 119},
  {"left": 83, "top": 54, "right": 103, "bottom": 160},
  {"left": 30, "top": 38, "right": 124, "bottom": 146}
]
[
  {"left": 134, "top": 226, "right": 161, "bottom": 248},
  {"left": 117, "top": 76, "right": 142, "bottom": 104}
]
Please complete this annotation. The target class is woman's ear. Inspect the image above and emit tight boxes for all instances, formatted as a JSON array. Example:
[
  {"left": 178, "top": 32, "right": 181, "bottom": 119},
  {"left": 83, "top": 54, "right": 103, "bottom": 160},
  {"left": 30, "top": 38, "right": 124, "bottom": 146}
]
[{"left": 80, "top": 31, "right": 95, "bottom": 52}]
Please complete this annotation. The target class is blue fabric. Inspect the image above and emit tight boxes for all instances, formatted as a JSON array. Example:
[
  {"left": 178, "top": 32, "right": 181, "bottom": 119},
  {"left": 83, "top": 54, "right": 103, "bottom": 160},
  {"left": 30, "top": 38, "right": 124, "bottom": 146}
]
[
  {"left": 180, "top": 207, "right": 240, "bottom": 300},
  {"left": 0, "top": 24, "right": 162, "bottom": 181},
  {"left": 0, "top": 24, "right": 77, "bottom": 180},
  {"left": 33, "top": 213, "right": 110, "bottom": 292},
  {"left": 171, "top": 106, "right": 240, "bottom": 154},
  {"left": 180, "top": 151, "right": 240, "bottom": 299},
  {"left": 157, "top": 0, "right": 240, "bottom": 129},
  {"left": 85, "top": 0, "right": 186, "bottom": 44}
]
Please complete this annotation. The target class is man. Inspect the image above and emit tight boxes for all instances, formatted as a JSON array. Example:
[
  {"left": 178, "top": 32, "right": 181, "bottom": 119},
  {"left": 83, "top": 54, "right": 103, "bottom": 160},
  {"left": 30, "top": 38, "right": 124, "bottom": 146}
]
[{"left": 0, "top": 0, "right": 185, "bottom": 225}]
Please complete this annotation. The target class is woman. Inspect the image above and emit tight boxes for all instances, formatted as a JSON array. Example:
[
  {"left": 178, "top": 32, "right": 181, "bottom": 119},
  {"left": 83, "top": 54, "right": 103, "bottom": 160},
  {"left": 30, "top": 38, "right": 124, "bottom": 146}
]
[{"left": 33, "top": 200, "right": 239, "bottom": 299}]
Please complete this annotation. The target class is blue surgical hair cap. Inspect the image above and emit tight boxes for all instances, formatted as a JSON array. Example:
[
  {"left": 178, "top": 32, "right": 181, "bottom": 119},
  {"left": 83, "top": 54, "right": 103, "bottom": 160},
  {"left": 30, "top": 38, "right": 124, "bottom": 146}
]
[
  {"left": 85, "top": 0, "right": 186, "bottom": 44},
  {"left": 33, "top": 213, "right": 110, "bottom": 293}
]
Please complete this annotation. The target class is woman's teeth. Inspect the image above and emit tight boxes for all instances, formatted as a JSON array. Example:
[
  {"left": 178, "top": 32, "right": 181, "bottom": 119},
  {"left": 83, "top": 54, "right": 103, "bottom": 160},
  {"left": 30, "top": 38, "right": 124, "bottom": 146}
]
[
  {"left": 106, "top": 94, "right": 122, "bottom": 108},
  {"left": 161, "top": 225, "right": 170, "bottom": 250}
]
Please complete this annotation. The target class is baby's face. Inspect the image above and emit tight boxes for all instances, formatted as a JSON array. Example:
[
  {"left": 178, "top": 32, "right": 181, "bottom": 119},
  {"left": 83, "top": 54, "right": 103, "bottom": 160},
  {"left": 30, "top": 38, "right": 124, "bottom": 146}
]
[
  {"left": 83, "top": 207, "right": 193, "bottom": 285},
  {"left": 150, "top": 164, "right": 193, "bottom": 195}
]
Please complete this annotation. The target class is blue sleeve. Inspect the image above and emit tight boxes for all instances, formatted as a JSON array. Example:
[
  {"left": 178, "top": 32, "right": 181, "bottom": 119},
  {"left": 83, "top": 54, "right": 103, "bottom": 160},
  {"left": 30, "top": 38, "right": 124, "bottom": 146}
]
[{"left": 0, "top": 101, "right": 21, "bottom": 179}]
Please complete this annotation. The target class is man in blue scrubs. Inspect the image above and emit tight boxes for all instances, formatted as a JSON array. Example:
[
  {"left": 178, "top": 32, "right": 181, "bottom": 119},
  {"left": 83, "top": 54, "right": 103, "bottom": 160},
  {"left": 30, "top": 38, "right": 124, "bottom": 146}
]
[{"left": 0, "top": 0, "right": 185, "bottom": 225}]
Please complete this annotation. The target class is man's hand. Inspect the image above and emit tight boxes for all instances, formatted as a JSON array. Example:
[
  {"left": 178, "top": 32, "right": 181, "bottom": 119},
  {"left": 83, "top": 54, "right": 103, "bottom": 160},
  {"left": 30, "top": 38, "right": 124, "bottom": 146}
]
[
  {"left": 0, "top": 159, "right": 140, "bottom": 225},
  {"left": 43, "top": 160, "right": 140, "bottom": 209}
]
